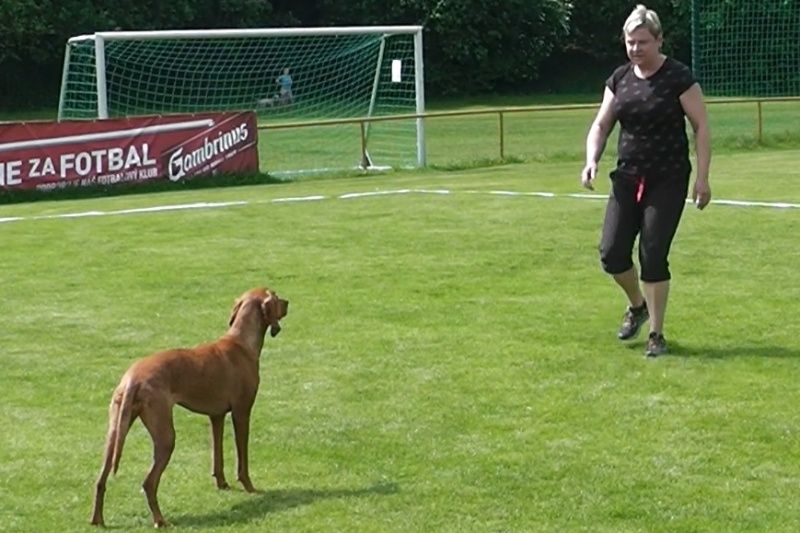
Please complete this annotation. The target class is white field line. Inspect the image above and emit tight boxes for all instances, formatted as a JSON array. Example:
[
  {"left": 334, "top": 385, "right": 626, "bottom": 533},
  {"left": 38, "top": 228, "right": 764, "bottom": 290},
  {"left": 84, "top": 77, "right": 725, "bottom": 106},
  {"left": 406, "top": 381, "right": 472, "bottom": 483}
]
[{"left": 1, "top": 188, "right": 798, "bottom": 225}]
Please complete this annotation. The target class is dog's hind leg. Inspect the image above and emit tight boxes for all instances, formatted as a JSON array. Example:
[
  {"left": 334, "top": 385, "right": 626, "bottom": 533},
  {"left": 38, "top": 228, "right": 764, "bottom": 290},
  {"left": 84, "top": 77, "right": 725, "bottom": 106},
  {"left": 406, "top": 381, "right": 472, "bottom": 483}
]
[
  {"left": 139, "top": 398, "right": 175, "bottom": 528},
  {"left": 90, "top": 401, "right": 119, "bottom": 526},
  {"left": 209, "top": 414, "right": 230, "bottom": 489}
]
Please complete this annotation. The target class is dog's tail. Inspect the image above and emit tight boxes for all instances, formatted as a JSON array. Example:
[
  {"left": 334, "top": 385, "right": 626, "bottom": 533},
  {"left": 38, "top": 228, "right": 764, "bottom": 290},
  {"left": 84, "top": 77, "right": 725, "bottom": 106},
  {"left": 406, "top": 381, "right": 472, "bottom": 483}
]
[{"left": 111, "top": 380, "right": 138, "bottom": 475}]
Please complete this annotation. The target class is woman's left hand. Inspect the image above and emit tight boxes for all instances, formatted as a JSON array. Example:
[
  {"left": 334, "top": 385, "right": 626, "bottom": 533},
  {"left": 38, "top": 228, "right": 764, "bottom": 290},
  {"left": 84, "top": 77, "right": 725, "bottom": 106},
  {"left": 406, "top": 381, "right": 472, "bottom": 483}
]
[{"left": 692, "top": 178, "right": 711, "bottom": 210}]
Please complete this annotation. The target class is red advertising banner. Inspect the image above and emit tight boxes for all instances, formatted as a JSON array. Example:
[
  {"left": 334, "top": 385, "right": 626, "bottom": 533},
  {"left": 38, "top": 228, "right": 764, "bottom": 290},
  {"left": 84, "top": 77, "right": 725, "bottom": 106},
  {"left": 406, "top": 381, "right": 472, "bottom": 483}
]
[{"left": 0, "top": 112, "right": 259, "bottom": 191}]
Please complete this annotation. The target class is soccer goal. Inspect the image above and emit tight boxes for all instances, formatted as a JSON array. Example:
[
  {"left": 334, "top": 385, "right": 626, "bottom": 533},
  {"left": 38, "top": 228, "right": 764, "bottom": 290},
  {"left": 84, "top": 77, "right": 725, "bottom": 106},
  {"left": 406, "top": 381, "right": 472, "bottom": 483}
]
[{"left": 57, "top": 26, "right": 426, "bottom": 173}]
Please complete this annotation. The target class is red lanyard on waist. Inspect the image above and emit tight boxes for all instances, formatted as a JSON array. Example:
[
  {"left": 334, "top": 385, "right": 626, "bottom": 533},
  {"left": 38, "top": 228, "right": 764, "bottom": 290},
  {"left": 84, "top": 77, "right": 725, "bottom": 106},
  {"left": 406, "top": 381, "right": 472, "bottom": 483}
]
[{"left": 635, "top": 176, "right": 645, "bottom": 204}]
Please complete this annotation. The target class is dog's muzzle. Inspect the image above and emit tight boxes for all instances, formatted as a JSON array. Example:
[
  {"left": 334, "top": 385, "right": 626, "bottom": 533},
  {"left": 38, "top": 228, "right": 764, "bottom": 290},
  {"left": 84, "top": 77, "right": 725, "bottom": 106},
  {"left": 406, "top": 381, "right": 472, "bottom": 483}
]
[{"left": 270, "top": 299, "right": 289, "bottom": 337}]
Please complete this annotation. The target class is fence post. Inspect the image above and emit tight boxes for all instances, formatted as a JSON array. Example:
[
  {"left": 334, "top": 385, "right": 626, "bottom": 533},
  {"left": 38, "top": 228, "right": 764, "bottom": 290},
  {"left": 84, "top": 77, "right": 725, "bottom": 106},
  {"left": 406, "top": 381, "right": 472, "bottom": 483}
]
[
  {"left": 756, "top": 101, "right": 763, "bottom": 144},
  {"left": 360, "top": 121, "right": 369, "bottom": 168},
  {"left": 498, "top": 111, "right": 505, "bottom": 160}
]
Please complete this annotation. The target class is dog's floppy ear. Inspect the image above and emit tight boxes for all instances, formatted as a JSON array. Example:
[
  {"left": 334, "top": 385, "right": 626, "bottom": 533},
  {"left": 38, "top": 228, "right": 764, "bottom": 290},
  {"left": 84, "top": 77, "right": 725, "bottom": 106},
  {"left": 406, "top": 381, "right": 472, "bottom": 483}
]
[
  {"left": 228, "top": 298, "right": 243, "bottom": 327},
  {"left": 261, "top": 295, "right": 282, "bottom": 337}
]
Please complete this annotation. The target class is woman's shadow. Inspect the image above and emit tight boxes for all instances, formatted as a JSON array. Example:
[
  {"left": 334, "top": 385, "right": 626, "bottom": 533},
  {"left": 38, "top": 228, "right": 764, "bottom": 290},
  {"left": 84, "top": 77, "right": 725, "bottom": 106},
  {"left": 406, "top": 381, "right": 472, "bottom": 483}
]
[
  {"left": 626, "top": 341, "right": 800, "bottom": 359},
  {"left": 173, "top": 482, "right": 399, "bottom": 528}
]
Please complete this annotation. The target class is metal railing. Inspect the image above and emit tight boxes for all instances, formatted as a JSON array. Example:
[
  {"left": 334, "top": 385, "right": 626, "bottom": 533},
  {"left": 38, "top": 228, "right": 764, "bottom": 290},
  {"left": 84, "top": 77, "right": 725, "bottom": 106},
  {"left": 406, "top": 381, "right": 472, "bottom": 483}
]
[{"left": 257, "top": 96, "right": 800, "bottom": 167}]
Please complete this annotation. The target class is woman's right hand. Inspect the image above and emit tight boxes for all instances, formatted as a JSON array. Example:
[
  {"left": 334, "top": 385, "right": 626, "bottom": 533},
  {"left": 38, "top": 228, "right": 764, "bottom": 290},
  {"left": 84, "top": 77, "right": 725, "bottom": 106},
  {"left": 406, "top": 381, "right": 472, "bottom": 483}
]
[{"left": 580, "top": 162, "right": 597, "bottom": 190}]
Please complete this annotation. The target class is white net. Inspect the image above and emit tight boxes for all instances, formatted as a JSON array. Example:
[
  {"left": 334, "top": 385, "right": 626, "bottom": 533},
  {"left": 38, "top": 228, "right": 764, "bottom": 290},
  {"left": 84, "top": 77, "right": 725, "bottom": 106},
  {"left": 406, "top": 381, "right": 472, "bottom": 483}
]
[
  {"left": 58, "top": 27, "right": 425, "bottom": 173},
  {"left": 692, "top": 0, "right": 800, "bottom": 96}
]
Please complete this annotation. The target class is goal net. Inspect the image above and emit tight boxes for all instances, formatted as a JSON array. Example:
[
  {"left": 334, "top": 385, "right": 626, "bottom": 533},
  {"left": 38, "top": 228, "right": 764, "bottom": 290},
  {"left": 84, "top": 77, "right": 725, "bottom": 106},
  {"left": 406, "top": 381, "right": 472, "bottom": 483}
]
[
  {"left": 692, "top": 0, "right": 800, "bottom": 96},
  {"left": 57, "top": 27, "right": 426, "bottom": 173}
]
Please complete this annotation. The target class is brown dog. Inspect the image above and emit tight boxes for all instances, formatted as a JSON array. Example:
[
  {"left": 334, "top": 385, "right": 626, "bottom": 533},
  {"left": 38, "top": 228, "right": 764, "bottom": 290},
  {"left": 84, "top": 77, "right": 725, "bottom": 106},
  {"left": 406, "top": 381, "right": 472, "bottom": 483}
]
[{"left": 90, "top": 287, "right": 289, "bottom": 528}]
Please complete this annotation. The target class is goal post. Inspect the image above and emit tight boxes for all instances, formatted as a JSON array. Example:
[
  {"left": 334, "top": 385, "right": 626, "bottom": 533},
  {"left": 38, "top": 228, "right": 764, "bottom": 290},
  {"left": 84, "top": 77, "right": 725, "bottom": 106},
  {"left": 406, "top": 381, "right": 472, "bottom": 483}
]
[{"left": 57, "top": 26, "right": 426, "bottom": 172}]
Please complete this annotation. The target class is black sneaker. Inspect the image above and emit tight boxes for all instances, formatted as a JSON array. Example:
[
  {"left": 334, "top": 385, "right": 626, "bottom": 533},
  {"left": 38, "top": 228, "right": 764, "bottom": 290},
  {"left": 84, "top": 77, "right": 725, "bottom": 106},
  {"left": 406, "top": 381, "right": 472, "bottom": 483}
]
[
  {"left": 645, "top": 332, "right": 668, "bottom": 357},
  {"left": 617, "top": 303, "right": 649, "bottom": 340}
]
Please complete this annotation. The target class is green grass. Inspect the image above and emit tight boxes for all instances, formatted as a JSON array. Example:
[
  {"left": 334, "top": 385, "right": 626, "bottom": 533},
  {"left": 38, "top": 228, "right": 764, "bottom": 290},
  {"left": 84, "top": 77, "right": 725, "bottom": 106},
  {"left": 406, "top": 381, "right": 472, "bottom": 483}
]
[{"left": 1, "top": 139, "right": 800, "bottom": 531}]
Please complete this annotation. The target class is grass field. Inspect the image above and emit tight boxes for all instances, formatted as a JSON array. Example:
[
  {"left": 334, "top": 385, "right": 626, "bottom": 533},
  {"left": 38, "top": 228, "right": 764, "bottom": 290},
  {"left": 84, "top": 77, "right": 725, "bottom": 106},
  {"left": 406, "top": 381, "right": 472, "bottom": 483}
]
[{"left": 2, "top": 97, "right": 800, "bottom": 532}]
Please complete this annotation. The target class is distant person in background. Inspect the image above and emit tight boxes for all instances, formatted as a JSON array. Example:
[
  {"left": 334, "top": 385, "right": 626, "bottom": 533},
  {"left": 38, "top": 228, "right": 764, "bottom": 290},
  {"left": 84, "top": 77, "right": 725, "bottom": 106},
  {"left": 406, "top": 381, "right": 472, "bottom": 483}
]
[
  {"left": 580, "top": 4, "right": 711, "bottom": 357},
  {"left": 276, "top": 67, "right": 293, "bottom": 105},
  {"left": 256, "top": 67, "right": 293, "bottom": 108}
]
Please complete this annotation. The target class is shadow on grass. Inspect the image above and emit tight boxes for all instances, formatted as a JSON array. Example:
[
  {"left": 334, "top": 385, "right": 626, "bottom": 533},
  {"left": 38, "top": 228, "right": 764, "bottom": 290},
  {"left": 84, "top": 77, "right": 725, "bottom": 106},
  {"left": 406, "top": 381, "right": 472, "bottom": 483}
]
[
  {"left": 670, "top": 342, "right": 800, "bottom": 359},
  {"left": 173, "top": 481, "right": 399, "bottom": 528},
  {"left": 624, "top": 341, "right": 800, "bottom": 359}
]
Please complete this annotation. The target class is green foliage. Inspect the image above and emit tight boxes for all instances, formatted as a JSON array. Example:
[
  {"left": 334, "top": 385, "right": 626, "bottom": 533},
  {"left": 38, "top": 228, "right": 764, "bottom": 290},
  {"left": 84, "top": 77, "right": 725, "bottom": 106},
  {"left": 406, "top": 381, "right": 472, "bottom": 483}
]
[
  {"left": 0, "top": 0, "right": 577, "bottom": 107},
  {"left": 320, "top": 0, "right": 572, "bottom": 94},
  {"left": 0, "top": 0, "right": 290, "bottom": 109},
  {"left": 0, "top": 0, "right": 48, "bottom": 63},
  {"left": 694, "top": 0, "right": 800, "bottom": 96},
  {"left": 562, "top": 0, "right": 692, "bottom": 64},
  {"left": 3, "top": 0, "right": 798, "bottom": 106}
]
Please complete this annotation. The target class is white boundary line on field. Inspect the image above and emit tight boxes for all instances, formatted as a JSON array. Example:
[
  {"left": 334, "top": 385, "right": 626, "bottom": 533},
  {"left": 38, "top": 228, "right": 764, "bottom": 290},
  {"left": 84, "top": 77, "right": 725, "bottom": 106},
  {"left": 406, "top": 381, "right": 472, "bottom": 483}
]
[{"left": 1, "top": 188, "right": 798, "bottom": 225}]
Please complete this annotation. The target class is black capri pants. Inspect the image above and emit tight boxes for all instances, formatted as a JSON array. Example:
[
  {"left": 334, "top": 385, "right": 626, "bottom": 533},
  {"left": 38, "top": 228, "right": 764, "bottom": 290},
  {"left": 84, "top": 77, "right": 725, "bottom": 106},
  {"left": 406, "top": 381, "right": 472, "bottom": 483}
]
[{"left": 599, "top": 169, "right": 689, "bottom": 282}]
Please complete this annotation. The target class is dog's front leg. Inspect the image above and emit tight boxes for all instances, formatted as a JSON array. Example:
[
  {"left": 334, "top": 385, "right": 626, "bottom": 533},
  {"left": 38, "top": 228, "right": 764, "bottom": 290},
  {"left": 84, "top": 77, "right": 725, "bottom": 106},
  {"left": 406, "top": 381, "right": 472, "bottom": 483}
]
[
  {"left": 209, "top": 414, "right": 230, "bottom": 489},
  {"left": 231, "top": 408, "right": 257, "bottom": 492}
]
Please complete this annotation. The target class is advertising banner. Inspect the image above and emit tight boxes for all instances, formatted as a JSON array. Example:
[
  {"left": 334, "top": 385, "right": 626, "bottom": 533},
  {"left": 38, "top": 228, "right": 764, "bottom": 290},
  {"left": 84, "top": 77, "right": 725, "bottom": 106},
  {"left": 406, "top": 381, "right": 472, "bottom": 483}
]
[{"left": 0, "top": 112, "right": 259, "bottom": 191}]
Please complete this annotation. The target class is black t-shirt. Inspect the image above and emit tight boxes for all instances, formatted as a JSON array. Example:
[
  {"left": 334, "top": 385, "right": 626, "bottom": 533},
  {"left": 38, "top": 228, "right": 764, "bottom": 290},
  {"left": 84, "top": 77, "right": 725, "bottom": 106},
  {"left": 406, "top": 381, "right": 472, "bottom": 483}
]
[{"left": 606, "top": 57, "right": 696, "bottom": 180}]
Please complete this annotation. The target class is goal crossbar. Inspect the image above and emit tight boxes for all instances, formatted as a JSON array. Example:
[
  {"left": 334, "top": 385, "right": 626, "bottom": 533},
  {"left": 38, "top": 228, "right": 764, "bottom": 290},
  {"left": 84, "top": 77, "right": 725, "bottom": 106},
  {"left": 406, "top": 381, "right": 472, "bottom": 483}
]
[{"left": 70, "top": 26, "right": 425, "bottom": 42}]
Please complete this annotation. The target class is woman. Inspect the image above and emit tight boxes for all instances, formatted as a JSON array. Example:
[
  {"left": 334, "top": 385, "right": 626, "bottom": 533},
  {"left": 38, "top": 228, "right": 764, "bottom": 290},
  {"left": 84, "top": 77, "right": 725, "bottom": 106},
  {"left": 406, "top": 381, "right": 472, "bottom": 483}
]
[{"left": 580, "top": 4, "right": 711, "bottom": 357}]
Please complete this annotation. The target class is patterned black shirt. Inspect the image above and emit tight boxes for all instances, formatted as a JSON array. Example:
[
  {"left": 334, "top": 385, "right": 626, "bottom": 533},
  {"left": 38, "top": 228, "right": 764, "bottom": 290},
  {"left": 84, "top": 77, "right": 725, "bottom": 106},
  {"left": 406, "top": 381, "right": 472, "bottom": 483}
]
[{"left": 606, "top": 57, "right": 696, "bottom": 180}]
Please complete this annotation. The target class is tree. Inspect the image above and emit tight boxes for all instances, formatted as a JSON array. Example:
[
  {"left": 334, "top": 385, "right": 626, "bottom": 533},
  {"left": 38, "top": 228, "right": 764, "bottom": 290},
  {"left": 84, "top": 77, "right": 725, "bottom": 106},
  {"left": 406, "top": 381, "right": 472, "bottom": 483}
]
[
  {"left": 693, "top": 0, "right": 800, "bottom": 95},
  {"left": 562, "top": 0, "right": 692, "bottom": 66},
  {"left": 0, "top": 0, "right": 295, "bottom": 109},
  {"left": 318, "top": 0, "right": 572, "bottom": 95},
  {"left": 1, "top": 0, "right": 700, "bottom": 108}
]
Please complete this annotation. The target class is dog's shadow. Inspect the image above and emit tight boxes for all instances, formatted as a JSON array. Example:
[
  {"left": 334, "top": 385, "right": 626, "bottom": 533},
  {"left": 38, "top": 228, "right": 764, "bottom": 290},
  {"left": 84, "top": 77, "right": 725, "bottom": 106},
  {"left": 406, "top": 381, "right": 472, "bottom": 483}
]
[{"left": 173, "top": 481, "right": 399, "bottom": 528}]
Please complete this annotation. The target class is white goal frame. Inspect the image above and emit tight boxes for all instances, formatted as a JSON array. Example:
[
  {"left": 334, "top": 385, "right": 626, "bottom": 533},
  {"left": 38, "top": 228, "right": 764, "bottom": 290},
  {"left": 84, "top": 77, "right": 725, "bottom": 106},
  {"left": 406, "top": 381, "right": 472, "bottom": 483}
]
[{"left": 58, "top": 26, "right": 427, "bottom": 168}]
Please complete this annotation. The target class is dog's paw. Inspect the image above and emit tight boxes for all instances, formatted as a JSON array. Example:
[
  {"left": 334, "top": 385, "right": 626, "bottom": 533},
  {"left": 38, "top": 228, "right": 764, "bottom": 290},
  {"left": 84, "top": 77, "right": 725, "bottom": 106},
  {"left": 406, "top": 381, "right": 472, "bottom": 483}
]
[{"left": 240, "top": 479, "right": 258, "bottom": 493}]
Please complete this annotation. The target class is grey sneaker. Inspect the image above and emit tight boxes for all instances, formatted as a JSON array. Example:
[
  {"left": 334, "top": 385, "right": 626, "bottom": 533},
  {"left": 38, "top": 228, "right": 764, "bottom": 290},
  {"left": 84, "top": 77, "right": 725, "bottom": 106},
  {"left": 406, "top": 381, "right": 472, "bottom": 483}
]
[
  {"left": 645, "top": 332, "right": 668, "bottom": 357},
  {"left": 618, "top": 304, "right": 649, "bottom": 340}
]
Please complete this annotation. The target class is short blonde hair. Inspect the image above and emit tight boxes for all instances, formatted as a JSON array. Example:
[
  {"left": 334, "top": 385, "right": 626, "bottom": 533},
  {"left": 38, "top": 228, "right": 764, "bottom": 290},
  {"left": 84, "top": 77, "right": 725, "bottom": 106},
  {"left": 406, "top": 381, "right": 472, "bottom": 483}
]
[{"left": 623, "top": 4, "right": 662, "bottom": 38}]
